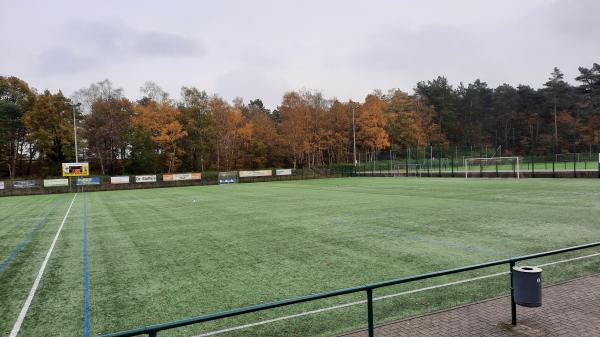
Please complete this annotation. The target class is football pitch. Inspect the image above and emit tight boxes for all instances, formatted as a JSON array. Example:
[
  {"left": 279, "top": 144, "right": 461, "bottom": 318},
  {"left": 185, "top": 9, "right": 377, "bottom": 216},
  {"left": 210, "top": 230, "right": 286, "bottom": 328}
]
[{"left": 1, "top": 177, "right": 600, "bottom": 337}]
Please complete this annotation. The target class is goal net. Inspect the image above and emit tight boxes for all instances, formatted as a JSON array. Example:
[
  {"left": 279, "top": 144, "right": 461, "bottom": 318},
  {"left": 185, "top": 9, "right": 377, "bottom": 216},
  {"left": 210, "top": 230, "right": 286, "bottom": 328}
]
[{"left": 464, "top": 156, "right": 520, "bottom": 179}]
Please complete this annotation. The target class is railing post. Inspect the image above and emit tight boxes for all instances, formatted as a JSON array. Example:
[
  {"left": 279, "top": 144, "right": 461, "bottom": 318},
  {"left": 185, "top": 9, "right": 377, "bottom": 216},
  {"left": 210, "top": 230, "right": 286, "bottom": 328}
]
[
  {"left": 149, "top": 331, "right": 157, "bottom": 337},
  {"left": 509, "top": 260, "right": 517, "bottom": 326},
  {"left": 367, "top": 288, "right": 374, "bottom": 337}
]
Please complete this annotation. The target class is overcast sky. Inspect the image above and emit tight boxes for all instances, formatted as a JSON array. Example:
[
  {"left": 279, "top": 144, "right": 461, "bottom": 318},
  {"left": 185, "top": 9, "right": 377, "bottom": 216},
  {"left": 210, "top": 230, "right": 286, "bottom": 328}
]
[{"left": 1, "top": 0, "right": 599, "bottom": 109}]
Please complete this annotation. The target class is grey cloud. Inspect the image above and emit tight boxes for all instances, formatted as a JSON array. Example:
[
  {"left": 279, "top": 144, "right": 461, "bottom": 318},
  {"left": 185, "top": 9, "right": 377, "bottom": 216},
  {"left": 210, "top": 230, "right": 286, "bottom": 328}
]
[
  {"left": 133, "top": 31, "right": 200, "bottom": 56},
  {"left": 5, "top": 0, "right": 598, "bottom": 110},
  {"left": 351, "top": 0, "right": 600, "bottom": 90},
  {"left": 64, "top": 20, "right": 203, "bottom": 57},
  {"left": 544, "top": 0, "right": 600, "bottom": 39},
  {"left": 65, "top": 21, "right": 123, "bottom": 52},
  {"left": 35, "top": 20, "right": 204, "bottom": 76},
  {"left": 35, "top": 47, "right": 96, "bottom": 76},
  {"left": 353, "top": 25, "right": 483, "bottom": 74}
]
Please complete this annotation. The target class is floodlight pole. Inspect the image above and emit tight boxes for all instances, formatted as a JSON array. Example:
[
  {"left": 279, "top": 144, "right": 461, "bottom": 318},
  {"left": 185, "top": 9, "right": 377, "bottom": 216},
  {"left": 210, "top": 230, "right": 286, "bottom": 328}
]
[
  {"left": 352, "top": 104, "right": 357, "bottom": 166},
  {"left": 72, "top": 103, "right": 81, "bottom": 163}
]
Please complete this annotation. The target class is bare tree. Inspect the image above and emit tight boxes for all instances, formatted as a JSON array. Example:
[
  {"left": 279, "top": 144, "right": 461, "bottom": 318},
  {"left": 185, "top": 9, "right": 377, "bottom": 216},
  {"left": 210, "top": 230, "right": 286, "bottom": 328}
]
[{"left": 72, "top": 79, "right": 124, "bottom": 114}]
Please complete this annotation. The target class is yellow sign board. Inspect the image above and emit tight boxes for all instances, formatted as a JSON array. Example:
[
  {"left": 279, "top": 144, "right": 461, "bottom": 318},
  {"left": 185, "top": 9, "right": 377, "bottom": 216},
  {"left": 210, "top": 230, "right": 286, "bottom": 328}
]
[{"left": 62, "top": 162, "right": 90, "bottom": 177}]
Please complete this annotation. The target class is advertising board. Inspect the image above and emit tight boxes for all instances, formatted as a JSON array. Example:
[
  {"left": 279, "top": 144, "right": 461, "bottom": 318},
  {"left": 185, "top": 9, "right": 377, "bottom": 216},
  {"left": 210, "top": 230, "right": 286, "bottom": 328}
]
[
  {"left": 14, "top": 180, "right": 37, "bottom": 188},
  {"left": 44, "top": 179, "right": 69, "bottom": 187},
  {"left": 77, "top": 177, "right": 101, "bottom": 186},
  {"left": 135, "top": 175, "right": 157, "bottom": 183},
  {"left": 275, "top": 169, "right": 292, "bottom": 176},
  {"left": 239, "top": 170, "right": 272, "bottom": 178},
  {"left": 110, "top": 176, "right": 130, "bottom": 184}
]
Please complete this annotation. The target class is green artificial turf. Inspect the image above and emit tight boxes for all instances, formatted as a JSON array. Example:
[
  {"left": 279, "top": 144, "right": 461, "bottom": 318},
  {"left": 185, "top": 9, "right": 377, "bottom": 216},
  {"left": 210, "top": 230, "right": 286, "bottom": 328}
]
[{"left": 1, "top": 177, "right": 599, "bottom": 337}]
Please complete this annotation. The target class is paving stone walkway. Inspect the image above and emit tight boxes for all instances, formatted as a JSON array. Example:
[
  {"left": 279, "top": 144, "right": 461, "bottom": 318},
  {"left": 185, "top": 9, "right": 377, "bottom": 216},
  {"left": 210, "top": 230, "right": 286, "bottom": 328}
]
[{"left": 338, "top": 273, "right": 600, "bottom": 337}]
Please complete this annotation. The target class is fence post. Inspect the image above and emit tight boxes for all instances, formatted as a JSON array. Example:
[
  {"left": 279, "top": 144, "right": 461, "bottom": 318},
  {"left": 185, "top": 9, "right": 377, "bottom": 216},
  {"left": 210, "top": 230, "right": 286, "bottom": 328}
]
[
  {"left": 479, "top": 145, "right": 483, "bottom": 178},
  {"left": 573, "top": 151, "right": 577, "bottom": 178},
  {"left": 496, "top": 159, "right": 499, "bottom": 177},
  {"left": 414, "top": 147, "right": 418, "bottom": 177},
  {"left": 367, "top": 288, "right": 374, "bottom": 337},
  {"left": 372, "top": 152, "right": 375, "bottom": 176},
  {"left": 149, "top": 331, "right": 157, "bottom": 337},
  {"left": 427, "top": 146, "right": 431, "bottom": 177},
  {"left": 510, "top": 260, "right": 517, "bottom": 326},
  {"left": 438, "top": 147, "right": 442, "bottom": 177},
  {"left": 406, "top": 147, "right": 409, "bottom": 176}
]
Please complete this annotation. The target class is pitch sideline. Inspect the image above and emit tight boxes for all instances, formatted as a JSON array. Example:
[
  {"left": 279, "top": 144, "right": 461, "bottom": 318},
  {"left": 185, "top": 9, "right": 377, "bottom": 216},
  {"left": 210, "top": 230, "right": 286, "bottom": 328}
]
[{"left": 9, "top": 193, "right": 78, "bottom": 337}]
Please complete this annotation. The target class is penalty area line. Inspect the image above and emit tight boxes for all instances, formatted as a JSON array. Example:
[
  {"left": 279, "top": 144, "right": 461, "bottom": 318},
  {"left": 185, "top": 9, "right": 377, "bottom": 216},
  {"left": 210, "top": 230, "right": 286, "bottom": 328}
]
[
  {"left": 190, "top": 251, "right": 600, "bottom": 337},
  {"left": 9, "top": 193, "right": 78, "bottom": 337}
]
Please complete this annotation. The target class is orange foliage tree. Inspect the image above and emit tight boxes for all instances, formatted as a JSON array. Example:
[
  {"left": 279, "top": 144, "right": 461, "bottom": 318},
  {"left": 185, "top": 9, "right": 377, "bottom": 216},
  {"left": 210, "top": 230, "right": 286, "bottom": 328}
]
[
  {"left": 356, "top": 95, "right": 389, "bottom": 156},
  {"left": 279, "top": 92, "right": 311, "bottom": 168},
  {"left": 322, "top": 100, "right": 353, "bottom": 165},
  {"left": 238, "top": 111, "right": 282, "bottom": 168},
  {"left": 132, "top": 101, "right": 187, "bottom": 172},
  {"left": 386, "top": 90, "right": 447, "bottom": 148},
  {"left": 210, "top": 97, "right": 243, "bottom": 170}
]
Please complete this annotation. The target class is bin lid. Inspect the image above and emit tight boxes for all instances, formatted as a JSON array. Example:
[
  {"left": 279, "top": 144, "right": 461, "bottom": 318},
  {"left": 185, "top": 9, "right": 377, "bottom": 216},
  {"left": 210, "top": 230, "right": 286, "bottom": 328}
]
[{"left": 513, "top": 265, "right": 542, "bottom": 273}]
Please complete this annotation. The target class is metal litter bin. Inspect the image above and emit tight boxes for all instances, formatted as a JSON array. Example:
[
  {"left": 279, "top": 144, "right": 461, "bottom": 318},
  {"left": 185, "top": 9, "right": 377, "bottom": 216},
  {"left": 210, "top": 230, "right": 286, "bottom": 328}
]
[{"left": 512, "top": 266, "right": 542, "bottom": 307}]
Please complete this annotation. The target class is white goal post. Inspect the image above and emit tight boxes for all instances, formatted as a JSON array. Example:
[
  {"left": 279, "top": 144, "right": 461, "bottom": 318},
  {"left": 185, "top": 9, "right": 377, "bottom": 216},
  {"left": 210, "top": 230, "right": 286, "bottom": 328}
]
[{"left": 464, "top": 156, "right": 520, "bottom": 179}]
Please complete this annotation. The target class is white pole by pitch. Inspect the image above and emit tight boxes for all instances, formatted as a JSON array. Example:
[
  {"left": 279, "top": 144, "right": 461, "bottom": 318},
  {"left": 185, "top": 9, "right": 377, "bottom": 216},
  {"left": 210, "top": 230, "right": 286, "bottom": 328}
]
[{"left": 71, "top": 103, "right": 81, "bottom": 163}]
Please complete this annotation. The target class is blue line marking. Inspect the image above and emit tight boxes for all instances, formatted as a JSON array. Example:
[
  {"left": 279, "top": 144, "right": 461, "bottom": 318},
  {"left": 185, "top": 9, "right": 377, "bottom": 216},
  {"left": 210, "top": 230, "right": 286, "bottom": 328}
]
[
  {"left": 0, "top": 198, "right": 63, "bottom": 273},
  {"left": 83, "top": 192, "right": 91, "bottom": 337}
]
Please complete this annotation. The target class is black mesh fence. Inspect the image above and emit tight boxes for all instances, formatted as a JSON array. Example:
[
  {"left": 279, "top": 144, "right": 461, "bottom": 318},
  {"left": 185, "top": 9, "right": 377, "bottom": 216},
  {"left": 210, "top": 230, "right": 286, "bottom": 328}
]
[{"left": 340, "top": 144, "right": 600, "bottom": 179}]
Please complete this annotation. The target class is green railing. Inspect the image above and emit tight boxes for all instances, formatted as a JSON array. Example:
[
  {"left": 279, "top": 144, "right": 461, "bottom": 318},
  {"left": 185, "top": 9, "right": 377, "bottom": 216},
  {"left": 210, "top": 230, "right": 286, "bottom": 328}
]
[{"left": 97, "top": 241, "right": 600, "bottom": 337}]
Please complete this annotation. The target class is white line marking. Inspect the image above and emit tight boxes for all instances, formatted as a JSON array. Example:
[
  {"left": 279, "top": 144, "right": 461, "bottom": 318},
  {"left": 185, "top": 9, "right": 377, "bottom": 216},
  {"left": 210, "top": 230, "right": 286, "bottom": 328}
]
[
  {"left": 373, "top": 271, "right": 509, "bottom": 302},
  {"left": 191, "top": 252, "right": 600, "bottom": 337},
  {"left": 193, "top": 301, "right": 364, "bottom": 337},
  {"left": 9, "top": 193, "right": 78, "bottom": 337},
  {"left": 536, "top": 252, "right": 600, "bottom": 268}
]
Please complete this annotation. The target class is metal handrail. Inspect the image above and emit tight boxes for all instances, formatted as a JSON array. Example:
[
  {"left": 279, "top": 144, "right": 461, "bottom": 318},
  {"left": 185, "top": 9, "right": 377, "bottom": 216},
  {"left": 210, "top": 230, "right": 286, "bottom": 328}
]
[{"left": 97, "top": 241, "right": 600, "bottom": 337}]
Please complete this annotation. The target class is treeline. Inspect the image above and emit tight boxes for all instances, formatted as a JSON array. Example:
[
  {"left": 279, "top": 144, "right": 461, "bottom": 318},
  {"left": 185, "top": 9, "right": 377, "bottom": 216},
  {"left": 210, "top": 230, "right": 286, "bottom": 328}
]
[{"left": 1, "top": 63, "right": 599, "bottom": 178}]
